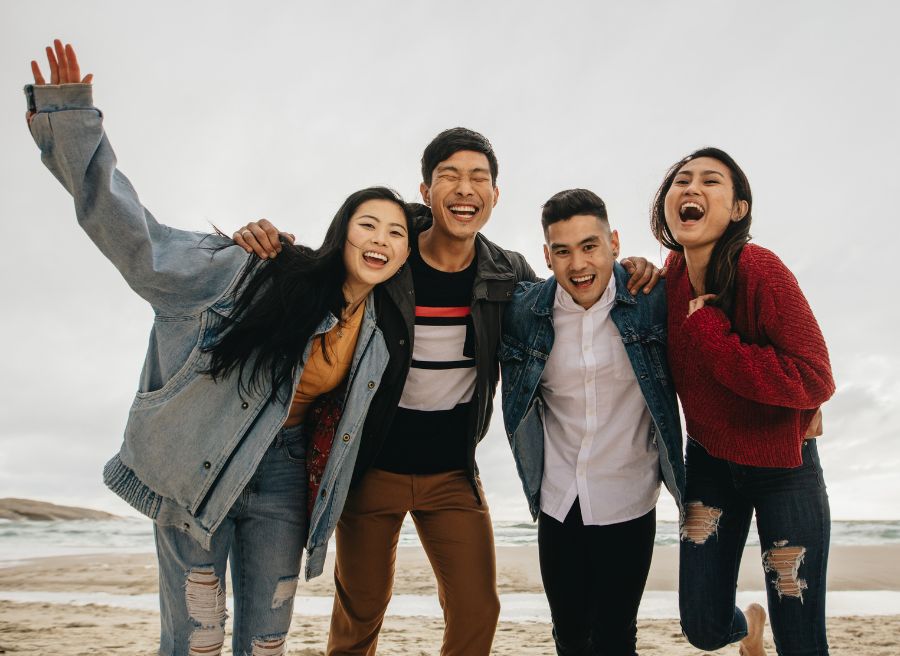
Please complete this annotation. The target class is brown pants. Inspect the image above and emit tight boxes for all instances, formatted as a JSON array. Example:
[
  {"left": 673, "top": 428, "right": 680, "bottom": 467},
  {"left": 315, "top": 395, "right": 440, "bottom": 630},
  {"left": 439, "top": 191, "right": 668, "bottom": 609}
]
[{"left": 327, "top": 468, "right": 500, "bottom": 656}]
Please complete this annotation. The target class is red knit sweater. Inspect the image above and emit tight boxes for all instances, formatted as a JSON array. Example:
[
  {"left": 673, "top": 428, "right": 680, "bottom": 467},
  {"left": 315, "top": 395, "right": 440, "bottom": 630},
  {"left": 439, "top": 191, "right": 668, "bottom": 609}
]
[{"left": 666, "top": 244, "right": 835, "bottom": 468}]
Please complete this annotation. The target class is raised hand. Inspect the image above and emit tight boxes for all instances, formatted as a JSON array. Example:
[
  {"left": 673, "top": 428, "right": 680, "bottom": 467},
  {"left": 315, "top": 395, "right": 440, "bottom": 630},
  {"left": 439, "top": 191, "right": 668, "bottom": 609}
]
[
  {"left": 31, "top": 39, "right": 93, "bottom": 86},
  {"left": 233, "top": 219, "right": 296, "bottom": 260}
]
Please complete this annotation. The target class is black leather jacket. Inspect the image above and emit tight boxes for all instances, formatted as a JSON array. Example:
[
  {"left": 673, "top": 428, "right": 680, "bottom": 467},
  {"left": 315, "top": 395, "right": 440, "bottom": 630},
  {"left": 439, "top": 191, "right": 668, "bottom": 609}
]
[{"left": 353, "top": 210, "right": 537, "bottom": 499}]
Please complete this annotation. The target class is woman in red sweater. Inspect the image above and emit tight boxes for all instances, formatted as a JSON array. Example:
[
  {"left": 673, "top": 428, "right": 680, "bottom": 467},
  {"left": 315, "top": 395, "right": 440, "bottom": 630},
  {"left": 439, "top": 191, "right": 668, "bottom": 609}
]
[{"left": 651, "top": 147, "right": 835, "bottom": 656}]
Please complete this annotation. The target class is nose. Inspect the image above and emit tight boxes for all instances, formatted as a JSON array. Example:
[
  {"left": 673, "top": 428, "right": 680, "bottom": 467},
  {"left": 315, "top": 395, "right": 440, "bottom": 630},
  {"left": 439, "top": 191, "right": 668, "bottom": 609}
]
[
  {"left": 570, "top": 249, "right": 588, "bottom": 271},
  {"left": 684, "top": 178, "right": 702, "bottom": 195},
  {"left": 455, "top": 176, "right": 474, "bottom": 196}
]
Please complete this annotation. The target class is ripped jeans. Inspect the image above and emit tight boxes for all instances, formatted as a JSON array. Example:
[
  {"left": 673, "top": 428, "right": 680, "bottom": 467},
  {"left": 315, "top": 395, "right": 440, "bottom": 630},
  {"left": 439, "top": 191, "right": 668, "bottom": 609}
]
[
  {"left": 155, "top": 424, "right": 308, "bottom": 656},
  {"left": 679, "top": 438, "right": 830, "bottom": 656}
]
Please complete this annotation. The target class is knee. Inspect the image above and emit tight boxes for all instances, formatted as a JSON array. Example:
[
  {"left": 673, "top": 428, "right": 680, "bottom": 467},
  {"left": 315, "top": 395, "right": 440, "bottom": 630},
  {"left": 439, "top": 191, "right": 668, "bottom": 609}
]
[
  {"left": 448, "top": 588, "right": 500, "bottom": 626},
  {"left": 679, "top": 612, "right": 733, "bottom": 652}
]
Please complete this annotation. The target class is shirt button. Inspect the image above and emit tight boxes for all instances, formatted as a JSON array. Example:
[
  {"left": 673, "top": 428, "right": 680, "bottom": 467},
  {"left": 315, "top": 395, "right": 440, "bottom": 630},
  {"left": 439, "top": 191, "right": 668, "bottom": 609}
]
[
  {"left": 241, "top": 401, "right": 249, "bottom": 409},
  {"left": 203, "top": 461, "right": 211, "bottom": 469},
  {"left": 342, "top": 433, "right": 351, "bottom": 442},
  {"left": 367, "top": 381, "right": 375, "bottom": 389}
]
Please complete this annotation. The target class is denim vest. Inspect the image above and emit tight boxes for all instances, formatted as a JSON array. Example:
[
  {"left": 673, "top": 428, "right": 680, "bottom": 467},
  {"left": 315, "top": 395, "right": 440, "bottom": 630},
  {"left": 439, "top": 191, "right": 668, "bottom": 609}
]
[
  {"left": 499, "top": 263, "right": 685, "bottom": 521},
  {"left": 26, "top": 83, "right": 386, "bottom": 579}
]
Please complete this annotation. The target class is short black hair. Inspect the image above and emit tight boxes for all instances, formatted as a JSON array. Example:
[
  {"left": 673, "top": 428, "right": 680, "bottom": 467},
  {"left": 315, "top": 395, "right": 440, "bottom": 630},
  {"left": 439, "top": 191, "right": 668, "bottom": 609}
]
[
  {"left": 541, "top": 188, "right": 609, "bottom": 235},
  {"left": 421, "top": 127, "right": 498, "bottom": 186}
]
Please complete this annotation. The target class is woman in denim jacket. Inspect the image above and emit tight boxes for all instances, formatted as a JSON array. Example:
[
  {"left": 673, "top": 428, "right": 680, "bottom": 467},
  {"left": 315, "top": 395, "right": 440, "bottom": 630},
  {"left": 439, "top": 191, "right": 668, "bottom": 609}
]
[
  {"left": 26, "top": 41, "right": 411, "bottom": 655},
  {"left": 653, "top": 148, "right": 834, "bottom": 656}
]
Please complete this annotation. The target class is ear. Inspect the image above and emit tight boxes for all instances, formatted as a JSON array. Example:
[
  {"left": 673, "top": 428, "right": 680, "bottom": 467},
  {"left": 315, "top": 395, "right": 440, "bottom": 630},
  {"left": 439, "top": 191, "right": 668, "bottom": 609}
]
[
  {"left": 610, "top": 229, "right": 620, "bottom": 257},
  {"left": 420, "top": 182, "right": 431, "bottom": 207},
  {"left": 492, "top": 185, "right": 500, "bottom": 208},
  {"left": 732, "top": 199, "right": 749, "bottom": 221},
  {"left": 543, "top": 243, "right": 552, "bottom": 269}
]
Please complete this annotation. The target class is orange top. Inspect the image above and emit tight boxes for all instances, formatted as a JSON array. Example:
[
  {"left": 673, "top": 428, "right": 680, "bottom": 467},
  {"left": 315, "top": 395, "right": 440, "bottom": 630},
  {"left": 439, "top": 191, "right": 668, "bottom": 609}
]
[{"left": 283, "top": 302, "right": 365, "bottom": 427}]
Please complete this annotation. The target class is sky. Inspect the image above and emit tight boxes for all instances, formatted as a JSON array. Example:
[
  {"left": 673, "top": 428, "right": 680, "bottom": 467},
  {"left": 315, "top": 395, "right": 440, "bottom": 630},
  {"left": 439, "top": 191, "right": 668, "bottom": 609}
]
[{"left": 1, "top": 1, "right": 898, "bottom": 522}]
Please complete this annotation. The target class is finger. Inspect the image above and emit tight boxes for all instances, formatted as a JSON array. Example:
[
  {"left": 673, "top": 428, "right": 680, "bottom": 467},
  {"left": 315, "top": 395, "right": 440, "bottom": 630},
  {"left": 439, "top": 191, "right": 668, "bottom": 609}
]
[
  {"left": 620, "top": 257, "right": 636, "bottom": 274},
  {"left": 281, "top": 232, "right": 296, "bottom": 244},
  {"left": 26, "top": 110, "right": 35, "bottom": 127},
  {"left": 82, "top": 73, "right": 93, "bottom": 84},
  {"left": 629, "top": 262, "right": 653, "bottom": 296},
  {"left": 46, "top": 46, "right": 59, "bottom": 85},
  {"left": 259, "top": 219, "right": 284, "bottom": 253},
  {"left": 65, "top": 43, "right": 81, "bottom": 83},
  {"left": 642, "top": 267, "right": 661, "bottom": 294},
  {"left": 232, "top": 230, "right": 252, "bottom": 253},
  {"left": 54, "top": 40, "right": 68, "bottom": 83},
  {"left": 659, "top": 265, "right": 668, "bottom": 279},
  {"left": 242, "top": 228, "right": 272, "bottom": 260},
  {"left": 31, "top": 60, "right": 46, "bottom": 85},
  {"left": 248, "top": 221, "right": 279, "bottom": 257}
]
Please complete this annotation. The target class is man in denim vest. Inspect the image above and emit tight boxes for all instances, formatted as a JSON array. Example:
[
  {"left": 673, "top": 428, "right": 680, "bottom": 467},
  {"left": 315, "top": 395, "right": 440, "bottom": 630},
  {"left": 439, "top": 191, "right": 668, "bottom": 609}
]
[{"left": 500, "top": 189, "right": 685, "bottom": 656}]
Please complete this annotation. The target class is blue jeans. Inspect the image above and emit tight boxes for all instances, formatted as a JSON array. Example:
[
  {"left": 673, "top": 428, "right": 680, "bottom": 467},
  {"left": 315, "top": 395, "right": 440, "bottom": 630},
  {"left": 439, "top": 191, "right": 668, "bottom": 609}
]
[
  {"left": 679, "top": 438, "right": 830, "bottom": 656},
  {"left": 155, "top": 424, "right": 308, "bottom": 656}
]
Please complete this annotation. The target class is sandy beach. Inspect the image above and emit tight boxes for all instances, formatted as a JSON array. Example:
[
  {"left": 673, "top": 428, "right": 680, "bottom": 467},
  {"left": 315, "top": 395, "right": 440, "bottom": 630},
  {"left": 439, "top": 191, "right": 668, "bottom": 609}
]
[{"left": 1, "top": 545, "right": 899, "bottom": 654}]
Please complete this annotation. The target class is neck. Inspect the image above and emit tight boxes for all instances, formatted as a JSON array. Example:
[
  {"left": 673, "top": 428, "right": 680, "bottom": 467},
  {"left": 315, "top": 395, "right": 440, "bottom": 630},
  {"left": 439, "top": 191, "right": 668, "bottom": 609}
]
[
  {"left": 341, "top": 281, "right": 372, "bottom": 318},
  {"left": 683, "top": 243, "right": 715, "bottom": 296},
  {"left": 418, "top": 228, "right": 476, "bottom": 272}
]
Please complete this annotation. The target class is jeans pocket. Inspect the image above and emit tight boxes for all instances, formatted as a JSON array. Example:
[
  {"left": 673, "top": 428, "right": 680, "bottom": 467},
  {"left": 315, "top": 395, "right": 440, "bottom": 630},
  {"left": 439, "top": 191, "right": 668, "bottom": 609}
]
[{"left": 279, "top": 427, "right": 308, "bottom": 464}]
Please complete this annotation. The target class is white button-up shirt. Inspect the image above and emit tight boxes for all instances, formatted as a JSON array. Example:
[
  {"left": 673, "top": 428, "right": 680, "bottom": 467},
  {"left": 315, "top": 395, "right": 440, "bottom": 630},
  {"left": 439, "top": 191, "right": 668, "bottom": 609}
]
[{"left": 539, "top": 276, "right": 660, "bottom": 525}]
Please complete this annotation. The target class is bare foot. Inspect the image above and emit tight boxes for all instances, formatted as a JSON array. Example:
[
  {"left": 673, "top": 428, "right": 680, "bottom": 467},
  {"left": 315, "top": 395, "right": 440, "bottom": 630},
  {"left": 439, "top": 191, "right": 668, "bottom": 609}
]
[{"left": 738, "top": 603, "right": 767, "bottom": 656}]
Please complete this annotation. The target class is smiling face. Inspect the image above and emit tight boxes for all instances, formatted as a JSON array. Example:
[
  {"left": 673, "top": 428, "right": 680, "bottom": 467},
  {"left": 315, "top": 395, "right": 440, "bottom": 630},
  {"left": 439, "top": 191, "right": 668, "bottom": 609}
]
[
  {"left": 342, "top": 199, "right": 410, "bottom": 294},
  {"left": 544, "top": 214, "right": 619, "bottom": 310},
  {"left": 420, "top": 150, "right": 500, "bottom": 242},
  {"left": 663, "top": 156, "right": 749, "bottom": 253}
]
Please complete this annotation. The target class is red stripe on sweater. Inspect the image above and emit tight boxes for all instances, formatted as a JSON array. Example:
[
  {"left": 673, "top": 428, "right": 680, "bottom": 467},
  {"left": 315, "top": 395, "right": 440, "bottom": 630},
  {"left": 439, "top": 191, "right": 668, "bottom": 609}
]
[{"left": 415, "top": 306, "right": 471, "bottom": 318}]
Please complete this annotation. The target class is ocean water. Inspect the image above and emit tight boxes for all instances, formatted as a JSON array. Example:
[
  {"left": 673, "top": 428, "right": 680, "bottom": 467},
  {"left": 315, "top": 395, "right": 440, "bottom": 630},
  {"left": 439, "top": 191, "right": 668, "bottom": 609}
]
[{"left": 1, "top": 517, "right": 899, "bottom": 564}]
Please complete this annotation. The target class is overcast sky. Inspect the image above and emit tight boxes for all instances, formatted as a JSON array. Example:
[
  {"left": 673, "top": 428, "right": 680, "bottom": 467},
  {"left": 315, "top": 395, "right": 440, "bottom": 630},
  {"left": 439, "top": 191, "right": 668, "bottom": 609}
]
[{"left": 1, "top": 1, "right": 897, "bottom": 522}]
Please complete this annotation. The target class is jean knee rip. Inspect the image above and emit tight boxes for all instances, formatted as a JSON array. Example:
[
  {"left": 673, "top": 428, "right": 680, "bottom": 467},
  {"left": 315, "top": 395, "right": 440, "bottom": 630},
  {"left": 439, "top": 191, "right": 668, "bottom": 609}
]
[
  {"left": 680, "top": 501, "right": 723, "bottom": 544},
  {"left": 763, "top": 540, "right": 808, "bottom": 601},
  {"left": 270, "top": 575, "right": 299, "bottom": 610},
  {"left": 185, "top": 566, "right": 227, "bottom": 655},
  {"left": 250, "top": 633, "right": 287, "bottom": 656}
]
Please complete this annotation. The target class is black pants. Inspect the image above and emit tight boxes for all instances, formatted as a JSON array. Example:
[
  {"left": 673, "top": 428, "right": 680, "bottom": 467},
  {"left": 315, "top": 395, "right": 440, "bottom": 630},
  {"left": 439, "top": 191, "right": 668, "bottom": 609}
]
[{"left": 538, "top": 499, "right": 656, "bottom": 656}]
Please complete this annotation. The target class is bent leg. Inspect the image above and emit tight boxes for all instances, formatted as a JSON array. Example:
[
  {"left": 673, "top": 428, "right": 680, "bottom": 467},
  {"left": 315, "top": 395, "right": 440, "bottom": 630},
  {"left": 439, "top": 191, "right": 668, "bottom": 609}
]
[
  {"left": 751, "top": 440, "right": 831, "bottom": 656},
  {"left": 412, "top": 471, "right": 499, "bottom": 656},
  {"left": 679, "top": 439, "right": 754, "bottom": 651},
  {"left": 327, "top": 469, "right": 409, "bottom": 656}
]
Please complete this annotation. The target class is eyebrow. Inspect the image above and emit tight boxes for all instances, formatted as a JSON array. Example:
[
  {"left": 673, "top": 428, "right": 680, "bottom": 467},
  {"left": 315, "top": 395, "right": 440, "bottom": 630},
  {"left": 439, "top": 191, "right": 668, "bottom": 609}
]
[
  {"left": 676, "top": 169, "right": 726, "bottom": 178},
  {"left": 357, "top": 214, "right": 408, "bottom": 230},
  {"left": 549, "top": 235, "right": 601, "bottom": 249},
  {"left": 435, "top": 164, "right": 492, "bottom": 175}
]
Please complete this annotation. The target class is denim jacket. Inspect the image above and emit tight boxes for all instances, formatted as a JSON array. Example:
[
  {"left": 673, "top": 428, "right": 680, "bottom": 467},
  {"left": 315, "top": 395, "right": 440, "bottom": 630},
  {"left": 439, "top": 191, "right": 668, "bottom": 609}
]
[
  {"left": 499, "top": 263, "right": 685, "bottom": 521},
  {"left": 26, "top": 83, "right": 386, "bottom": 579}
]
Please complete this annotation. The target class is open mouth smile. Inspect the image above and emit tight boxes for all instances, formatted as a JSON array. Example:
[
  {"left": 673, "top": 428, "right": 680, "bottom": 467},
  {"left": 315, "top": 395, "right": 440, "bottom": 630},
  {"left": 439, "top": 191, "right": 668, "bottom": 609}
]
[
  {"left": 448, "top": 204, "right": 479, "bottom": 220},
  {"left": 679, "top": 201, "right": 705, "bottom": 221},
  {"left": 570, "top": 274, "right": 595, "bottom": 289},
  {"left": 362, "top": 250, "right": 389, "bottom": 267}
]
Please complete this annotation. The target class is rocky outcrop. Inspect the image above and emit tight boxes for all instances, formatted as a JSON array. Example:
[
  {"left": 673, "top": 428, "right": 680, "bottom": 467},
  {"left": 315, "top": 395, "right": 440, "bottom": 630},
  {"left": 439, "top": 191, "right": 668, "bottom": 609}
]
[{"left": 0, "top": 498, "right": 119, "bottom": 521}]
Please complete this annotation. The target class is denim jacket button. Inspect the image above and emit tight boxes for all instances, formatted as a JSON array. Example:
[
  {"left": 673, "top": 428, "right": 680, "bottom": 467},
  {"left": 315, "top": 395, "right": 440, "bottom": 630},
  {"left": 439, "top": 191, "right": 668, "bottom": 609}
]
[
  {"left": 203, "top": 461, "right": 211, "bottom": 469},
  {"left": 182, "top": 522, "right": 190, "bottom": 530},
  {"left": 241, "top": 401, "right": 249, "bottom": 409},
  {"left": 367, "top": 381, "right": 375, "bottom": 389},
  {"left": 320, "top": 488, "right": 327, "bottom": 498},
  {"left": 342, "top": 433, "right": 351, "bottom": 442}
]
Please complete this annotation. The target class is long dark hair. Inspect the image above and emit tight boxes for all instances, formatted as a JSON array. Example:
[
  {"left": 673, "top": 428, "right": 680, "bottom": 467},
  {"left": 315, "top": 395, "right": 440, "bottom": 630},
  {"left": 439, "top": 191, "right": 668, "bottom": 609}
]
[
  {"left": 205, "top": 186, "right": 412, "bottom": 400},
  {"left": 651, "top": 147, "right": 753, "bottom": 317}
]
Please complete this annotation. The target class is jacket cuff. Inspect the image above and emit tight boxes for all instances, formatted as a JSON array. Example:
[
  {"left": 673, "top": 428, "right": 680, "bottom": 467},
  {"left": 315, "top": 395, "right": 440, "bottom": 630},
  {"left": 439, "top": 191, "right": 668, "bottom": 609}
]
[{"left": 24, "top": 83, "right": 95, "bottom": 114}]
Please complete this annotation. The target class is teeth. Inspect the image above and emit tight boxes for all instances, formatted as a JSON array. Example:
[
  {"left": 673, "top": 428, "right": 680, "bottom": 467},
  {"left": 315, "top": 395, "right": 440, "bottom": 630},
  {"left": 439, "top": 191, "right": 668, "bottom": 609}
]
[
  {"left": 363, "top": 251, "right": 388, "bottom": 262},
  {"left": 680, "top": 202, "right": 705, "bottom": 220},
  {"left": 571, "top": 275, "right": 594, "bottom": 283},
  {"left": 449, "top": 205, "right": 477, "bottom": 214}
]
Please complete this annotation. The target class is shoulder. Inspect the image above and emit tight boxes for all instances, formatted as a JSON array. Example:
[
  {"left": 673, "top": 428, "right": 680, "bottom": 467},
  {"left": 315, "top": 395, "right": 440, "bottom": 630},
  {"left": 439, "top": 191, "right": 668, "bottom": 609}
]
[
  {"left": 737, "top": 243, "right": 800, "bottom": 289},
  {"left": 475, "top": 233, "right": 537, "bottom": 282}
]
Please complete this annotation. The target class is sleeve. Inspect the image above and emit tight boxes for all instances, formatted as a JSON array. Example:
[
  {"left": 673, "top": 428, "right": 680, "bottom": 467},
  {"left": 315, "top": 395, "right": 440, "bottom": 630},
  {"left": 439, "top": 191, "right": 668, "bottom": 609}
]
[
  {"left": 680, "top": 254, "right": 834, "bottom": 409},
  {"left": 513, "top": 252, "right": 539, "bottom": 283},
  {"left": 26, "top": 83, "right": 248, "bottom": 316}
]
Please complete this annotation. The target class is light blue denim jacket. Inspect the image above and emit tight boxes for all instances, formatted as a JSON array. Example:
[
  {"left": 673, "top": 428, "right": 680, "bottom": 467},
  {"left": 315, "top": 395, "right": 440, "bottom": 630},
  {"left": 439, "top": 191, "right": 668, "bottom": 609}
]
[
  {"left": 499, "top": 263, "right": 686, "bottom": 521},
  {"left": 26, "top": 83, "right": 385, "bottom": 579}
]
